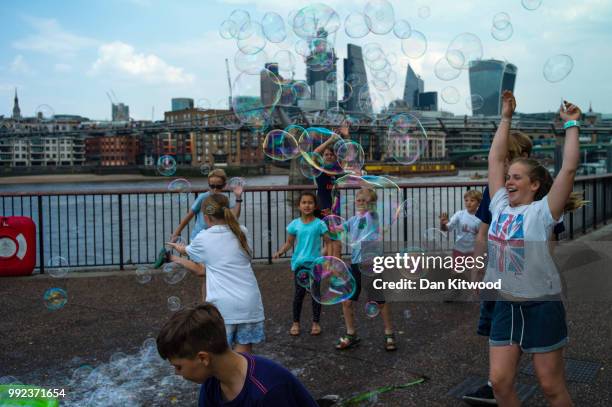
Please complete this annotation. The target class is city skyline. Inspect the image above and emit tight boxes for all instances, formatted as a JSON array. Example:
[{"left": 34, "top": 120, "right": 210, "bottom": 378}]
[{"left": 1, "top": 0, "right": 611, "bottom": 121}]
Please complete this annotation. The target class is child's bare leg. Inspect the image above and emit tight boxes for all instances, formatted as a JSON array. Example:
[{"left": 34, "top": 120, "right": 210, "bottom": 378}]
[
  {"left": 380, "top": 303, "right": 394, "bottom": 334},
  {"left": 341, "top": 300, "right": 356, "bottom": 334}
]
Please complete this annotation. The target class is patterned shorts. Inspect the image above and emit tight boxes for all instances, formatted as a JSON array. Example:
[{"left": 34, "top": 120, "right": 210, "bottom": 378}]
[{"left": 225, "top": 321, "right": 265, "bottom": 346}]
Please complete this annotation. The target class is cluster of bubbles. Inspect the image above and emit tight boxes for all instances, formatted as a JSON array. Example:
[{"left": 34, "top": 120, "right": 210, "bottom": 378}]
[
  {"left": 45, "top": 338, "right": 199, "bottom": 406},
  {"left": 490, "top": 12, "right": 513, "bottom": 42},
  {"left": 264, "top": 121, "right": 427, "bottom": 179}
]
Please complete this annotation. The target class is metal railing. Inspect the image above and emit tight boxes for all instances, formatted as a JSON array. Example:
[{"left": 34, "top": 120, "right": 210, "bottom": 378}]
[{"left": 1, "top": 174, "right": 611, "bottom": 273}]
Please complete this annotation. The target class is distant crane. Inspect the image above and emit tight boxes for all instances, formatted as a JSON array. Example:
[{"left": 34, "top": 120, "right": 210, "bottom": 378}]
[{"left": 225, "top": 58, "right": 233, "bottom": 108}]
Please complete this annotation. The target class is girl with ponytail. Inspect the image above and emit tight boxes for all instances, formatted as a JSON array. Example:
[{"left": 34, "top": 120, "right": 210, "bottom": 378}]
[
  {"left": 166, "top": 193, "right": 265, "bottom": 354},
  {"left": 484, "top": 91, "right": 583, "bottom": 405}
]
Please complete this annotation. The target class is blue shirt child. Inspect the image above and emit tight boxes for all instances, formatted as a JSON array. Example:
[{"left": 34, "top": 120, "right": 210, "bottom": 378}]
[{"left": 286, "top": 218, "right": 328, "bottom": 271}]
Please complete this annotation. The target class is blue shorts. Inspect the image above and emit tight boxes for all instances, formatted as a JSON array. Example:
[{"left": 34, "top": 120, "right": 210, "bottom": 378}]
[
  {"left": 489, "top": 301, "right": 568, "bottom": 353},
  {"left": 477, "top": 300, "right": 496, "bottom": 337},
  {"left": 225, "top": 321, "right": 265, "bottom": 346}
]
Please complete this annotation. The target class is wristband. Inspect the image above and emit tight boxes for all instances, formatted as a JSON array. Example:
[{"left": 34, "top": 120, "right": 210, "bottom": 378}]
[
  {"left": 500, "top": 118, "right": 511, "bottom": 124},
  {"left": 563, "top": 120, "right": 580, "bottom": 130},
  {"left": 235, "top": 199, "right": 243, "bottom": 202}
]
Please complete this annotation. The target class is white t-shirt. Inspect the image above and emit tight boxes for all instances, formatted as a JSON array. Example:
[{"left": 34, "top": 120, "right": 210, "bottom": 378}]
[
  {"left": 484, "top": 188, "right": 562, "bottom": 298},
  {"left": 186, "top": 225, "right": 265, "bottom": 324},
  {"left": 447, "top": 209, "right": 481, "bottom": 254}
]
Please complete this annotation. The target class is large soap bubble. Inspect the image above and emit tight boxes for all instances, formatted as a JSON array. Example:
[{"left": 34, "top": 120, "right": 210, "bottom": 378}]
[
  {"left": 262, "top": 12, "right": 287, "bottom": 43},
  {"left": 344, "top": 12, "right": 370, "bottom": 38},
  {"left": 309, "top": 256, "right": 356, "bottom": 305},
  {"left": 364, "top": 0, "right": 395, "bottom": 35},
  {"left": 237, "top": 21, "right": 267, "bottom": 55},
  {"left": 219, "top": 20, "right": 238, "bottom": 39},
  {"left": 385, "top": 113, "right": 428, "bottom": 165},
  {"left": 441, "top": 86, "right": 460, "bottom": 104},
  {"left": 401, "top": 30, "right": 427, "bottom": 59},
  {"left": 234, "top": 49, "right": 269, "bottom": 75},
  {"left": 393, "top": 20, "right": 412, "bottom": 39},
  {"left": 232, "top": 69, "right": 281, "bottom": 130},
  {"left": 543, "top": 55, "right": 574, "bottom": 83},
  {"left": 446, "top": 33, "right": 483, "bottom": 69},
  {"left": 491, "top": 22, "right": 513, "bottom": 41},
  {"left": 263, "top": 129, "right": 299, "bottom": 161},
  {"left": 434, "top": 56, "right": 462, "bottom": 81},
  {"left": 292, "top": 4, "right": 341, "bottom": 39},
  {"left": 521, "top": 0, "right": 542, "bottom": 11}
]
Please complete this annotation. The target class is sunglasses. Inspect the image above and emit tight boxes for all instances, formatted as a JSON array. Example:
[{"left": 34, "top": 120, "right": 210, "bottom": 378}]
[{"left": 209, "top": 184, "right": 226, "bottom": 189}]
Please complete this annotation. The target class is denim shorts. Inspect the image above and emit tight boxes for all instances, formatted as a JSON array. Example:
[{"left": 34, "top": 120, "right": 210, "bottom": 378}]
[
  {"left": 477, "top": 300, "right": 496, "bottom": 337},
  {"left": 225, "top": 321, "right": 265, "bottom": 346},
  {"left": 489, "top": 301, "right": 568, "bottom": 353}
]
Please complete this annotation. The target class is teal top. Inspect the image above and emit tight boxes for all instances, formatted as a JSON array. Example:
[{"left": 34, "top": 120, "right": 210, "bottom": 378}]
[{"left": 286, "top": 217, "right": 328, "bottom": 271}]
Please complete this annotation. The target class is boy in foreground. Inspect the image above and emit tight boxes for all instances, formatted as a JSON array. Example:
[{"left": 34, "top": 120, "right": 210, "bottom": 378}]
[{"left": 157, "top": 303, "right": 318, "bottom": 406}]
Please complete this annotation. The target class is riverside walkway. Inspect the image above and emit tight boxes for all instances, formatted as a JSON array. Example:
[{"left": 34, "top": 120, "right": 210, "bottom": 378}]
[{"left": 1, "top": 224, "right": 611, "bottom": 406}]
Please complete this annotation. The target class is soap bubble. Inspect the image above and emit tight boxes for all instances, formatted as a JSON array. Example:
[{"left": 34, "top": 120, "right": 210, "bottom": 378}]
[
  {"left": 200, "top": 164, "right": 211, "bottom": 176},
  {"left": 273, "top": 50, "right": 296, "bottom": 78},
  {"left": 385, "top": 113, "right": 428, "bottom": 165},
  {"left": 157, "top": 155, "right": 177, "bottom": 177},
  {"left": 521, "top": 0, "right": 542, "bottom": 11},
  {"left": 492, "top": 12, "right": 511, "bottom": 29},
  {"left": 466, "top": 94, "right": 484, "bottom": 112},
  {"left": 229, "top": 9, "right": 250, "bottom": 29},
  {"left": 307, "top": 37, "right": 335, "bottom": 72},
  {"left": 295, "top": 267, "right": 312, "bottom": 289},
  {"left": 393, "top": 20, "right": 412, "bottom": 39},
  {"left": 43, "top": 287, "right": 67, "bottom": 310},
  {"left": 298, "top": 153, "right": 324, "bottom": 180},
  {"left": 491, "top": 22, "right": 513, "bottom": 41},
  {"left": 543, "top": 55, "right": 574, "bottom": 83},
  {"left": 162, "top": 262, "right": 187, "bottom": 285},
  {"left": 323, "top": 215, "right": 346, "bottom": 242},
  {"left": 219, "top": 20, "right": 238, "bottom": 39},
  {"left": 344, "top": 12, "right": 370, "bottom": 38},
  {"left": 310, "top": 256, "right": 356, "bottom": 305},
  {"left": 262, "top": 12, "right": 286, "bottom": 43},
  {"left": 34, "top": 104, "right": 55, "bottom": 120},
  {"left": 228, "top": 177, "right": 246, "bottom": 190},
  {"left": 364, "top": 0, "right": 395, "bottom": 35},
  {"left": 292, "top": 3, "right": 341, "bottom": 39},
  {"left": 336, "top": 140, "right": 365, "bottom": 172},
  {"left": 236, "top": 21, "right": 266, "bottom": 55},
  {"left": 232, "top": 69, "right": 281, "bottom": 130},
  {"left": 441, "top": 86, "right": 460, "bottom": 104},
  {"left": 365, "top": 301, "right": 380, "bottom": 318},
  {"left": 434, "top": 56, "right": 462, "bottom": 81},
  {"left": 167, "top": 296, "right": 182, "bottom": 312},
  {"left": 263, "top": 129, "right": 299, "bottom": 161},
  {"left": 401, "top": 30, "right": 427, "bottom": 58},
  {"left": 234, "top": 49, "right": 269, "bottom": 75},
  {"left": 291, "top": 81, "right": 311, "bottom": 100},
  {"left": 446, "top": 32, "right": 483, "bottom": 69},
  {"left": 167, "top": 178, "right": 191, "bottom": 193},
  {"left": 135, "top": 266, "right": 153, "bottom": 284},
  {"left": 47, "top": 256, "right": 69, "bottom": 278}
]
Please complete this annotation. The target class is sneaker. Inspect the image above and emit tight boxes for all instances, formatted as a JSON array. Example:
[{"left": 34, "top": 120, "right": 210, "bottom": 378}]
[
  {"left": 153, "top": 248, "right": 170, "bottom": 269},
  {"left": 462, "top": 384, "right": 497, "bottom": 405}
]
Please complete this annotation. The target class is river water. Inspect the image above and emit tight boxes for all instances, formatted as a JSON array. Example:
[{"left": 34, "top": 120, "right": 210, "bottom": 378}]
[{"left": 0, "top": 171, "right": 486, "bottom": 269}]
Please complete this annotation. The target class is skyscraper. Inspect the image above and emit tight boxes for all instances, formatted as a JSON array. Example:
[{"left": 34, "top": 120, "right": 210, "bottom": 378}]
[
  {"left": 305, "top": 28, "right": 337, "bottom": 109},
  {"left": 343, "top": 44, "right": 370, "bottom": 113},
  {"left": 112, "top": 103, "right": 129, "bottom": 121},
  {"left": 171, "top": 98, "right": 194, "bottom": 111},
  {"left": 468, "top": 59, "right": 517, "bottom": 116},
  {"left": 403, "top": 65, "right": 424, "bottom": 109}
]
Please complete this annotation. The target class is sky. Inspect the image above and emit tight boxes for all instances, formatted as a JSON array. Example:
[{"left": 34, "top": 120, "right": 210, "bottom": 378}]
[{"left": 0, "top": 0, "right": 611, "bottom": 121}]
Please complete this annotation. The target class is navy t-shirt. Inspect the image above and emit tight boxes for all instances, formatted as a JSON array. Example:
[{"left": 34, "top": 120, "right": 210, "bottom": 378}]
[
  {"left": 198, "top": 353, "right": 318, "bottom": 407},
  {"left": 316, "top": 172, "right": 336, "bottom": 210},
  {"left": 476, "top": 186, "right": 565, "bottom": 234}
]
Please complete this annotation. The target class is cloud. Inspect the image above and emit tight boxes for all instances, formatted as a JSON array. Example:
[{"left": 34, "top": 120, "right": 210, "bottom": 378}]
[
  {"left": 13, "top": 16, "right": 99, "bottom": 58},
  {"left": 89, "top": 41, "right": 195, "bottom": 84},
  {"left": 54, "top": 63, "right": 73, "bottom": 73},
  {"left": 9, "top": 55, "right": 34, "bottom": 75}
]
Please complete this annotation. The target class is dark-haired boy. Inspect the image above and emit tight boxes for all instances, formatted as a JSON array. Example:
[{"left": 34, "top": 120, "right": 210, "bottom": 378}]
[{"left": 157, "top": 303, "right": 318, "bottom": 407}]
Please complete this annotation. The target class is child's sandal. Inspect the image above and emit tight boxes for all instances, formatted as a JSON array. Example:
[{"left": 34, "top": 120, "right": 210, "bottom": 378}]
[
  {"left": 335, "top": 333, "right": 360, "bottom": 350},
  {"left": 289, "top": 324, "right": 300, "bottom": 336},
  {"left": 384, "top": 333, "right": 398, "bottom": 351}
]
